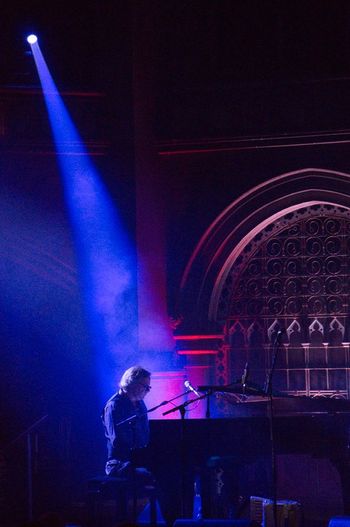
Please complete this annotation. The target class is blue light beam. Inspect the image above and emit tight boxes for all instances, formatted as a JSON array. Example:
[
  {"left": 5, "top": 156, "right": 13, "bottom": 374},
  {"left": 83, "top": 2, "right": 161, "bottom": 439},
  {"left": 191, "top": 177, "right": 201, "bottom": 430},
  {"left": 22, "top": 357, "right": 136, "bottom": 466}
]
[{"left": 29, "top": 40, "right": 137, "bottom": 400}]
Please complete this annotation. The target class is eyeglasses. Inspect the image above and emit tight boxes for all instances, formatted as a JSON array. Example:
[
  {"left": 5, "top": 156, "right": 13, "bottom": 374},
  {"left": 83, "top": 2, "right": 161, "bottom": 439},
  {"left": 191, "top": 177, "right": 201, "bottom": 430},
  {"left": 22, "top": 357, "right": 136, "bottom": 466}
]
[{"left": 138, "top": 382, "right": 151, "bottom": 392}]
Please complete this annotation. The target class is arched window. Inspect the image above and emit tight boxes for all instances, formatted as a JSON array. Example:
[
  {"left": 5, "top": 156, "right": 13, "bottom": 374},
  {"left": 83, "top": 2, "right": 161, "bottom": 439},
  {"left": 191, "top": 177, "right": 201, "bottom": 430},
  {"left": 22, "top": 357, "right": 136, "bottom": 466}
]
[{"left": 178, "top": 169, "right": 350, "bottom": 398}]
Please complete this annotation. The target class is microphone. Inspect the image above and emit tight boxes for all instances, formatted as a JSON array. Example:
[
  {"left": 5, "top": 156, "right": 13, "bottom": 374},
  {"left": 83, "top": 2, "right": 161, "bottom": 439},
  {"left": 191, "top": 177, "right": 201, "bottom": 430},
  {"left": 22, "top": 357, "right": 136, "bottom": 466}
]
[
  {"left": 241, "top": 362, "right": 249, "bottom": 386},
  {"left": 274, "top": 328, "right": 285, "bottom": 345},
  {"left": 184, "top": 380, "right": 200, "bottom": 397}
]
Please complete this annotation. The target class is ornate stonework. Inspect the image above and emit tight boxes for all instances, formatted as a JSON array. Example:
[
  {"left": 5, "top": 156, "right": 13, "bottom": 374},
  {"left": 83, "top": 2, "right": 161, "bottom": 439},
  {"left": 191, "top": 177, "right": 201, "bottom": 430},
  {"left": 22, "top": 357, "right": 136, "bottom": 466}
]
[
  {"left": 218, "top": 204, "right": 350, "bottom": 396},
  {"left": 178, "top": 169, "right": 350, "bottom": 398}
]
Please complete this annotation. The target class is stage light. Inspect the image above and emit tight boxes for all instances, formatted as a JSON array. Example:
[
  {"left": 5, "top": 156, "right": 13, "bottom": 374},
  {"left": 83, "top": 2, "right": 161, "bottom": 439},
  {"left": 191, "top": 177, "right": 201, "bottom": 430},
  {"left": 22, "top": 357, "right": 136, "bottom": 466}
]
[{"left": 27, "top": 34, "right": 38, "bottom": 45}]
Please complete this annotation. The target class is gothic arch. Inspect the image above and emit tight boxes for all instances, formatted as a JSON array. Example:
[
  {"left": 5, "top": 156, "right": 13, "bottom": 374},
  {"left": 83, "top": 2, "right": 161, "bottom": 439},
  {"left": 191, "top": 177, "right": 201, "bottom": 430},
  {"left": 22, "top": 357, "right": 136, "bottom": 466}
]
[
  {"left": 179, "top": 168, "right": 350, "bottom": 330},
  {"left": 178, "top": 168, "right": 350, "bottom": 396}
]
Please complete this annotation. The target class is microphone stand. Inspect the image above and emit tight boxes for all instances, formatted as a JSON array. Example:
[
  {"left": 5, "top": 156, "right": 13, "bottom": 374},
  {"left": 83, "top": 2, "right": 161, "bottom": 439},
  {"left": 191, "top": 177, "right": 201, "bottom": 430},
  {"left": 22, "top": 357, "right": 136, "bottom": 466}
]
[
  {"left": 163, "top": 392, "right": 211, "bottom": 518},
  {"left": 6, "top": 414, "right": 48, "bottom": 522},
  {"left": 116, "top": 389, "right": 192, "bottom": 427},
  {"left": 162, "top": 392, "right": 209, "bottom": 419},
  {"left": 264, "top": 331, "right": 283, "bottom": 527},
  {"left": 115, "top": 390, "right": 192, "bottom": 523},
  {"left": 206, "top": 388, "right": 213, "bottom": 418}
]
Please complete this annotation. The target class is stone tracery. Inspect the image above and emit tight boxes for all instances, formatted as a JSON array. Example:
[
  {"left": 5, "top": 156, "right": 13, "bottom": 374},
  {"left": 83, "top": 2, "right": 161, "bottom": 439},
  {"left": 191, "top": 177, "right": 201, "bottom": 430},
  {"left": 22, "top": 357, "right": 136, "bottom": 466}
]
[{"left": 218, "top": 204, "right": 350, "bottom": 397}]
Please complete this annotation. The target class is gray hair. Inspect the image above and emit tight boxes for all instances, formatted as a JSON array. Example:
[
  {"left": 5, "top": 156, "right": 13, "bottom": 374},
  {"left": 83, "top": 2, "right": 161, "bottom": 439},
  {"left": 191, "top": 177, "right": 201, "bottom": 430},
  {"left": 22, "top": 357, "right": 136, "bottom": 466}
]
[{"left": 119, "top": 365, "right": 151, "bottom": 391}]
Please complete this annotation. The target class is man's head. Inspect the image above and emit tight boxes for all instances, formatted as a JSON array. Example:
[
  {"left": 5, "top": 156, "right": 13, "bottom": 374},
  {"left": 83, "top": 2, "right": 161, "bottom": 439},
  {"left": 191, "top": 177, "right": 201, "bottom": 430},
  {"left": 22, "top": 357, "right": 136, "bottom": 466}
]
[{"left": 119, "top": 365, "right": 151, "bottom": 401}]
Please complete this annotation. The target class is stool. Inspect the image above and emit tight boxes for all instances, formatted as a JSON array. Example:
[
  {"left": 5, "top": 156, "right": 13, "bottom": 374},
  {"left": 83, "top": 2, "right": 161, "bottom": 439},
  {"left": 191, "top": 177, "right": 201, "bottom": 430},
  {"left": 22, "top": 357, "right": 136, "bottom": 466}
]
[
  {"left": 86, "top": 475, "right": 158, "bottom": 526},
  {"left": 136, "top": 483, "right": 158, "bottom": 526},
  {"left": 87, "top": 476, "right": 128, "bottom": 527}
]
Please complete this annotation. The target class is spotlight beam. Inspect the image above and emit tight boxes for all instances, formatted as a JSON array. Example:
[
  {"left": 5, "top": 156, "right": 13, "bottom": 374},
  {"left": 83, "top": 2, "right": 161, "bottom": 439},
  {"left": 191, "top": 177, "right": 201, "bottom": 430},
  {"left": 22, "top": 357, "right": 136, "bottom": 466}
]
[{"left": 29, "top": 41, "right": 138, "bottom": 400}]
